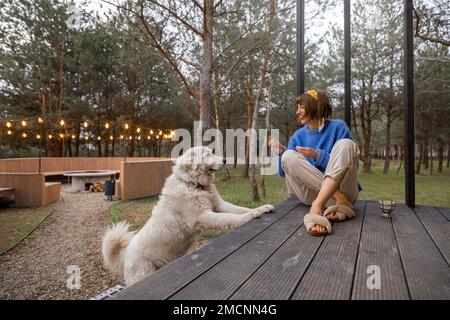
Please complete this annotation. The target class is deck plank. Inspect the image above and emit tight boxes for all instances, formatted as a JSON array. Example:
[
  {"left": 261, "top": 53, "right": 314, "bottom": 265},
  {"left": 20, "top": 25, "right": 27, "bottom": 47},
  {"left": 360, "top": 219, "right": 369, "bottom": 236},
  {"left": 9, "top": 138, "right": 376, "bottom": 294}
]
[
  {"left": 391, "top": 203, "right": 450, "bottom": 300},
  {"left": 290, "top": 201, "right": 366, "bottom": 300},
  {"left": 169, "top": 205, "right": 308, "bottom": 300},
  {"left": 113, "top": 199, "right": 450, "bottom": 300},
  {"left": 435, "top": 207, "right": 450, "bottom": 221},
  {"left": 414, "top": 205, "right": 450, "bottom": 264},
  {"left": 351, "top": 201, "right": 410, "bottom": 300},
  {"left": 230, "top": 204, "right": 324, "bottom": 300},
  {"left": 113, "top": 197, "right": 301, "bottom": 300}
]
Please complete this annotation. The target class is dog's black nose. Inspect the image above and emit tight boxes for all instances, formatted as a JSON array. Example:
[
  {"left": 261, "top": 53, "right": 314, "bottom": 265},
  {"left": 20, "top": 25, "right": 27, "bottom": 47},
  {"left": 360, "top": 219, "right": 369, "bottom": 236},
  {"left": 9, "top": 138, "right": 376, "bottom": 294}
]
[{"left": 223, "top": 158, "right": 227, "bottom": 164}]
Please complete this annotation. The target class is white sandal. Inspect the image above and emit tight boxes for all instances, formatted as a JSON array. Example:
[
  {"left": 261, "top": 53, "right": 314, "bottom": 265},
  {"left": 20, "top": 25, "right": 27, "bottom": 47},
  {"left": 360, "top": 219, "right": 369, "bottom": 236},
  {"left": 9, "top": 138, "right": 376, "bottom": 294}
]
[
  {"left": 304, "top": 213, "right": 332, "bottom": 236},
  {"left": 324, "top": 205, "right": 356, "bottom": 222}
]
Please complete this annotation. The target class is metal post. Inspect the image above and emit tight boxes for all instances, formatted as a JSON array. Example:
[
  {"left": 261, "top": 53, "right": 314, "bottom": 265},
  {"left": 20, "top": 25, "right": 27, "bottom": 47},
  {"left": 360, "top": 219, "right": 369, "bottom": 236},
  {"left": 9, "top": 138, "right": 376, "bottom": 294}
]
[
  {"left": 344, "top": 0, "right": 352, "bottom": 130},
  {"left": 297, "top": 0, "right": 305, "bottom": 96},
  {"left": 404, "top": 0, "right": 415, "bottom": 207}
]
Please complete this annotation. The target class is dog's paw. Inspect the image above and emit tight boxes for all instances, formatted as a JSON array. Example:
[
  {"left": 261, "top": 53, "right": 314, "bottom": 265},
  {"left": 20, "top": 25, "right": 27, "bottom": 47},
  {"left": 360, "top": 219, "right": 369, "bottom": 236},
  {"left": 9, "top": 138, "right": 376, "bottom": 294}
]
[
  {"left": 248, "top": 209, "right": 264, "bottom": 219},
  {"left": 257, "top": 204, "right": 275, "bottom": 214}
]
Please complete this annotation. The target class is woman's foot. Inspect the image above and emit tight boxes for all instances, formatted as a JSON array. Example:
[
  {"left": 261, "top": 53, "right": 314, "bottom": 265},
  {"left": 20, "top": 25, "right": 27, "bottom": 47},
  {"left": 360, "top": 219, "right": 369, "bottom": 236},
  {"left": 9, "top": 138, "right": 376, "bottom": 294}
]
[
  {"left": 309, "top": 201, "right": 327, "bottom": 234},
  {"left": 326, "top": 193, "right": 354, "bottom": 222}
]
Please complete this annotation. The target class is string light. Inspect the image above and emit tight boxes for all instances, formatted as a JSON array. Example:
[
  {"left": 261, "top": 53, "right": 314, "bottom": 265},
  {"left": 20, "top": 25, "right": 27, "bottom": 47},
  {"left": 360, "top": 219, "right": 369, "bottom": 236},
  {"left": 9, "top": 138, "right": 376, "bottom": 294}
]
[{"left": 1, "top": 117, "right": 178, "bottom": 143}]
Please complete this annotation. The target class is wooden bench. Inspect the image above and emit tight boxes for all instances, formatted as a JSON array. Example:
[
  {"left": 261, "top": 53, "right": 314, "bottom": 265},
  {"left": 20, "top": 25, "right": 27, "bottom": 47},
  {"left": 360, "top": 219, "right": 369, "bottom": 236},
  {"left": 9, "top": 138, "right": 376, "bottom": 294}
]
[
  {"left": 44, "top": 182, "right": 61, "bottom": 205},
  {"left": 0, "top": 174, "right": 60, "bottom": 207},
  {"left": 42, "top": 172, "right": 64, "bottom": 177},
  {"left": 0, "top": 187, "right": 15, "bottom": 203}
]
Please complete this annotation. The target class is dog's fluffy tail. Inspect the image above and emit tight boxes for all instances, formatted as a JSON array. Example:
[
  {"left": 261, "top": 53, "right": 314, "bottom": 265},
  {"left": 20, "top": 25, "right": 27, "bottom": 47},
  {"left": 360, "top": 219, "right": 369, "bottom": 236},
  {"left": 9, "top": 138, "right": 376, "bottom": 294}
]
[{"left": 102, "top": 221, "right": 134, "bottom": 278}]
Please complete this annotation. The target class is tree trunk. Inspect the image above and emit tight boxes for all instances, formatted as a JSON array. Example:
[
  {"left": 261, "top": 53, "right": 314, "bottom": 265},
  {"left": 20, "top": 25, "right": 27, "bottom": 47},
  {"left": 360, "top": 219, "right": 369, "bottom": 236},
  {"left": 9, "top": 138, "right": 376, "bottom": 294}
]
[
  {"left": 138, "top": 139, "right": 142, "bottom": 157},
  {"left": 128, "top": 138, "right": 135, "bottom": 157},
  {"left": 213, "top": 68, "right": 220, "bottom": 132},
  {"left": 57, "top": 40, "right": 65, "bottom": 113},
  {"left": 260, "top": 78, "right": 273, "bottom": 199},
  {"left": 199, "top": 0, "right": 214, "bottom": 132},
  {"left": 447, "top": 142, "right": 450, "bottom": 168},
  {"left": 97, "top": 139, "right": 102, "bottom": 157},
  {"left": 430, "top": 141, "right": 434, "bottom": 176},
  {"left": 423, "top": 139, "right": 429, "bottom": 169},
  {"left": 112, "top": 137, "right": 115, "bottom": 157},
  {"left": 68, "top": 138, "right": 72, "bottom": 157},
  {"left": 0, "top": 130, "right": 3, "bottom": 156},
  {"left": 233, "top": 139, "right": 237, "bottom": 168},
  {"left": 242, "top": 72, "right": 253, "bottom": 179},
  {"left": 383, "top": 118, "right": 392, "bottom": 175},
  {"left": 359, "top": 81, "right": 373, "bottom": 174},
  {"left": 248, "top": 0, "right": 275, "bottom": 202},
  {"left": 416, "top": 142, "right": 423, "bottom": 174},
  {"left": 75, "top": 124, "right": 80, "bottom": 157},
  {"left": 383, "top": 57, "right": 395, "bottom": 175},
  {"left": 437, "top": 138, "right": 443, "bottom": 174},
  {"left": 222, "top": 167, "right": 231, "bottom": 182},
  {"left": 396, "top": 145, "right": 404, "bottom": 176}
]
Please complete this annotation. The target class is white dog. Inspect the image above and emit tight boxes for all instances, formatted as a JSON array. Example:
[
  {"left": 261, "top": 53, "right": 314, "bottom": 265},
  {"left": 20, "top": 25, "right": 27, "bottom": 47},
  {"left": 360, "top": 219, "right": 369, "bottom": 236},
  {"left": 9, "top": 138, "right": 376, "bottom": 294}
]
[{"left": 102, "top": 146, "right": 274, "bottom": 286}]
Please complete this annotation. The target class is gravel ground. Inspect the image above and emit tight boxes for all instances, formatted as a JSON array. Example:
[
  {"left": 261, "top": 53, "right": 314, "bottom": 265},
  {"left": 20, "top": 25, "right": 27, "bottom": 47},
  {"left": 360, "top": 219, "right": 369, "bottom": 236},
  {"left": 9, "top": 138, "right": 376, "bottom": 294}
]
[
  {"left": 0, "top": 185, "right": 211, "bottom": 300},
  {"left": 0, "top": 185, "right": 118, "bottom": 300}
]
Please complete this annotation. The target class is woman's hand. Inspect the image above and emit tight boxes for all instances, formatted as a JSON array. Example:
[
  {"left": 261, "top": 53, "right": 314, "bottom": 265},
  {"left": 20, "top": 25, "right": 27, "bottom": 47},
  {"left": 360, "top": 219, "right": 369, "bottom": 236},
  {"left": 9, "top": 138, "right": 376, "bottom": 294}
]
[
  {"left": 296, "top": 146, "right": 319, "bottom": 159},
  {"left": 269, "top": 137, "right": 286, "bottom": 156}
]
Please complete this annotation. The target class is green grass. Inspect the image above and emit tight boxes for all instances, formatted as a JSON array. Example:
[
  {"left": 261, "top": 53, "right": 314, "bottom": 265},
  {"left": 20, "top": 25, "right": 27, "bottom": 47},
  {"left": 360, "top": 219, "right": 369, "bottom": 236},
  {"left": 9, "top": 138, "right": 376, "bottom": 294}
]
[
  {"left": 214, "top": 168, "right": 288, "bottom": 208},
  {"left": 358, "top": 159, "right": 450, "bottom": 207},
  {"left": 111, "top": 196, "right": 159, "bottom": 230},
  {"left": 0, "top": 206, "right": 53, "bottom": 255}
]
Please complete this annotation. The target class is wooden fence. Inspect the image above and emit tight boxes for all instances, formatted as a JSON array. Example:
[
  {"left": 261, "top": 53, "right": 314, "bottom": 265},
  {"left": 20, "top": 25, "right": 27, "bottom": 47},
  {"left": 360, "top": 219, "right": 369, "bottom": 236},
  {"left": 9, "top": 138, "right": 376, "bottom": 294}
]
[{"left": 0, "top": 157, "right": 173, "bottom": 206}]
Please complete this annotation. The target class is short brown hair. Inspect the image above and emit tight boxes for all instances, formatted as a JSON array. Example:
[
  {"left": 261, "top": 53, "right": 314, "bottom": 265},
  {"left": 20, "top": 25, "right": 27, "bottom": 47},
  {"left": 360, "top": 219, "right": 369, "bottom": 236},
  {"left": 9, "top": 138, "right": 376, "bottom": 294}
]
[{"left": 296, "top": 90, "right": 332, "bottom": 121}]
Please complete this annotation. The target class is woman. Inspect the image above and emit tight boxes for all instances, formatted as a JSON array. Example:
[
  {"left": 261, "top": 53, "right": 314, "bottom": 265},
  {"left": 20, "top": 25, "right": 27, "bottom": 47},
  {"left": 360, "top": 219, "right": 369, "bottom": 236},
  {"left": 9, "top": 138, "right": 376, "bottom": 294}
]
[{"left": 269, "top": 90, "right": 360, "bottom": 236}]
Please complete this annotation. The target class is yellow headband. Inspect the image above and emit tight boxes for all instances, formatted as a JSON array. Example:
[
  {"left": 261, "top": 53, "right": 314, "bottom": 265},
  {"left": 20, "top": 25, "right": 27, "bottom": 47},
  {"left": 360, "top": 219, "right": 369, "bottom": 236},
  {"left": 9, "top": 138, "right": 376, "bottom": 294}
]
[{"left": 306, "top": 90, "right": 318, "bottom": 102}]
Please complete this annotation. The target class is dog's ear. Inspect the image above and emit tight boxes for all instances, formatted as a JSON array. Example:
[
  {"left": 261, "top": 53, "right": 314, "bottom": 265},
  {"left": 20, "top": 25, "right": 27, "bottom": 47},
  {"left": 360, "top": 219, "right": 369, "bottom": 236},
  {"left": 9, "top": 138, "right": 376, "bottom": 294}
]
[{"left": 175, "top": 149, "right": 199, "bottom": 170}]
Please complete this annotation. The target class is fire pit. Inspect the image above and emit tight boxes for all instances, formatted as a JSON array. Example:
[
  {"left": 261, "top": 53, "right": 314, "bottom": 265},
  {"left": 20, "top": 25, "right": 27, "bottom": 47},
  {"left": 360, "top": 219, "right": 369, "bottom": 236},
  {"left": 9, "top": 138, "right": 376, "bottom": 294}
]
[{"left": 63, "top": 170, "right": 118, "bottom": 192}]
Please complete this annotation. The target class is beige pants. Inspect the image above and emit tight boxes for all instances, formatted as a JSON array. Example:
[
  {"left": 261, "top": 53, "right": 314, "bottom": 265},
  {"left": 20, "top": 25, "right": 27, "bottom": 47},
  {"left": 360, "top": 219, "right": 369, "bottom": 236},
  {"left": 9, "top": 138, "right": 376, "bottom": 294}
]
[{"left": 281, "top": 139, "right": 360, "bottom": 207}]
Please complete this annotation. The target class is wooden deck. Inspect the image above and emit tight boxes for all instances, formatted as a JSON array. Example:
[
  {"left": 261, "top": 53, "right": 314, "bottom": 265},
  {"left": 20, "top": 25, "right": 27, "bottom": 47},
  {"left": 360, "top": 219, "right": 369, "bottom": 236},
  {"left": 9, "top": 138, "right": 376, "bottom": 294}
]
[{"left": 113, "top": 197, "right": 450, "bottom": 300}]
